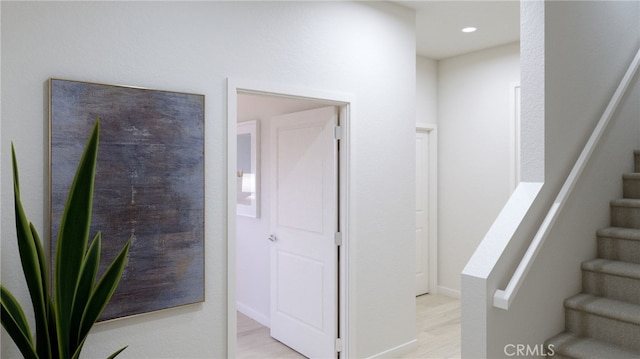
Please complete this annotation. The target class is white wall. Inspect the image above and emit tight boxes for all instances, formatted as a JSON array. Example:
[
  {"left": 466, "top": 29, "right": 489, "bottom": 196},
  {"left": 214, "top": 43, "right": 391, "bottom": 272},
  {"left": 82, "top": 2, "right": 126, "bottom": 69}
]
[
  {"left": 235, "top": 114, "right": 271, "bottom": 326},
  {"left": 462, "top": 1, "right": 640, "bottom": 357},
  {"left": 416, "top": 56, "right": 438, "bottom": 126},
  {"left": 1, "top": 2, "right": 416, "bottom": 358},
  {"left": 437, "top": 43, "right": 520, "bottom": 295}
]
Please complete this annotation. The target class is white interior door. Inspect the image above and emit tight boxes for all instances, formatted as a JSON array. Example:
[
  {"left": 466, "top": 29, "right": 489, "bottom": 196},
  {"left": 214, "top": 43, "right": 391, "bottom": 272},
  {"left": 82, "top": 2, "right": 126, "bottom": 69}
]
[
  {"left": 415, "top": 130, "right": 430, "bottom": 295},
  {"left": 269, "top": 106, "right": 338, "bottom": 358}
]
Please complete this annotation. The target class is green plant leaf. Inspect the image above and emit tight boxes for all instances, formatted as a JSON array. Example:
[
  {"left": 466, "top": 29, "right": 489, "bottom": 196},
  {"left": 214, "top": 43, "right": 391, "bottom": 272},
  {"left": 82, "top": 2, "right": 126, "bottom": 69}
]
[
  {"left": 30, "top": 223, "right": 49, "bottom": 303},
  {"left": 47, "top": 298, "right": 60, "bottom": 358},
  {"left": 54, "top": 120, "right": 100, "bottom": 358},
  {"left": 69, "top": 232, "right": 101, "bottom": 348},
  {"left": 12, "top": 145, "right": 51, "bottom": 358},
  {"left": 106, "top": 346, "right": 128, "bottom": 359},
  {"left": 1, "top": 286, "right": 38, "bottom": 359},
  {"left": 4, "top": 119, "right": 129, "bottom": 358},
  {"left": 70, "top": 341, "right": 128, "bottom": 359},
  {"left": 77, "top": 239, "right": 131, "bottom": 347},
  {"left": 30, "top": 223, "right": 53, "bottom": 358}
]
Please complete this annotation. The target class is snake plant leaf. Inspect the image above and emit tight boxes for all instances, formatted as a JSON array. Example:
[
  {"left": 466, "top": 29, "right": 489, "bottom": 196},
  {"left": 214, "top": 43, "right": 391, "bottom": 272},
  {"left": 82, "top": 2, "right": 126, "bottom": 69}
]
[
  {"left": 106, "top": 346, "right": 129, "bottom": 359},
  {"left": 77, "top": 239, "right": 131, "bottom": 349},
  {"left": 30, "top": 223, "right": 50, "bottom": 311},
  {"left": 70, "top": 340, "right": 127, "bottom": 359},
  {"left": 12, "top": 144, "right": 51, "bottom": 358},
  {"left": 30, "top": 222, "right": 54, "bottom": 359},
  {"left": 47, "top": 298, "right": 60, "bottom": 358},
  {"left": 69, "top": 232, "right": 101, "bottom": 348},
  {"left": 54, "top": 120, "right": 100, "bottom": 358},
  {"left": 3, "top": 119, "right": 129, "bottom": 358},
  {"left": 1, "top": 285, "right": 38, "bottom": 359}
]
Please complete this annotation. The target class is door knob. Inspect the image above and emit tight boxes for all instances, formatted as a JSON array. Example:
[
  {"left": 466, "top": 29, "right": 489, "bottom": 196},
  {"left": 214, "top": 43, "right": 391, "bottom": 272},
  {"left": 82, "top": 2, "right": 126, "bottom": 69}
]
[{"left": 268, "top": 234, "right": 277, "bottom": 242}]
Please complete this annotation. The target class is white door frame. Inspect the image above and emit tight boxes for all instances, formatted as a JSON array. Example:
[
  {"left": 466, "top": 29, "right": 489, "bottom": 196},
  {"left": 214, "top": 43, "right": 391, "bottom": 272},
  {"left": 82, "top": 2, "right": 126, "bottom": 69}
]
[
  {"left": 416, "top": 123, "right": 438, "bottom": 295},
  {"left": 227, "top": 78, "right": 353, "bottom": 358}
]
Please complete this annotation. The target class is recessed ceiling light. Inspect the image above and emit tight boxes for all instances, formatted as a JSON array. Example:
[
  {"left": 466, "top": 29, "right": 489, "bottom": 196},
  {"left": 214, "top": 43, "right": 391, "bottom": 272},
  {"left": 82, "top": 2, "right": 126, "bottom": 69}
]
[{"left": 462, "top": 27, "right": 477, "bottom": 33}]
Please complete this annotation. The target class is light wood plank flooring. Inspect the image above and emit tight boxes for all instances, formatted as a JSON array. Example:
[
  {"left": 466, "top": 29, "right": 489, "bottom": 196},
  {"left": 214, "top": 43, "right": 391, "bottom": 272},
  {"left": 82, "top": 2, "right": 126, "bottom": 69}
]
[
  {"left": 399, "top": 294, "right": 461, "bottom": 359},
  {"left": 237, "top": 294, "right": 460, "bottom": 359},
  {"left": 237, "top": 312, "right": 305, "bottom": 358}
]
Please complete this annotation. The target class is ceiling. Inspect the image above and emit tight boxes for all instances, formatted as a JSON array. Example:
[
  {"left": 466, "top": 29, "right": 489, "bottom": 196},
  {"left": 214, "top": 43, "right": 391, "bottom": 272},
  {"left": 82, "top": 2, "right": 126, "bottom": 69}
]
[
  {"left": 236, "top": 1, "right": 521, "bottom": 118},
  {"left": 237, "top": 93, "right": 328, "bottom": 123},
  {"left": 393, "top": 0, "right": 520, "bottom": 59}
]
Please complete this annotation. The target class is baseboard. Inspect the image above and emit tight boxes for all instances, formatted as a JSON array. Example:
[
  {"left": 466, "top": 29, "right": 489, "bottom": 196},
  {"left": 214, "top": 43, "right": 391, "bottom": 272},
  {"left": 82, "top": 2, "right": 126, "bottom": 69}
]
[
  {"left": 364, "top": 339, "right": 418, "bottom": 359},
  {"left": 236, "top": 302, "right": 270, "bottom": 328},
  {"left": 437, "top": 285, "right": 461, "bottom": 299}
]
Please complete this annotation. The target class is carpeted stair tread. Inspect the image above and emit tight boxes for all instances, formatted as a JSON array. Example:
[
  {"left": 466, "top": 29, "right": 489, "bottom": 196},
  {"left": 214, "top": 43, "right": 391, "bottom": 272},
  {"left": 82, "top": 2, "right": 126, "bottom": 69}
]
[
  {"left": 546, "top": 150, "right": 640, "bottom": 357},
  {"left": 546, "top": 332, "right": 640, "bottom": 359},
  {"left": 611, "top": 198, "right": 640, "bottom": 208},
  {"left": 597, "top": 227, "right": 640, "bottom": 241},
  {"left": 565, "top": 293, "right": 640, "bottom": 325},
  {"left": 582, "top": 258, "right": 640, "bottom": 280}
]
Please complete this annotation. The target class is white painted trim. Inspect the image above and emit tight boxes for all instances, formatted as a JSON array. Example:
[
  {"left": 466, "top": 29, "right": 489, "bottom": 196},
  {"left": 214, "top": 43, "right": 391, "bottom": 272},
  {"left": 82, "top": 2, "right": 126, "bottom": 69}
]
[
  {"left": 227, "top": 78, "right": 355, "bottom": 358},
  {"left": 365, "top": 339, "right": 418, "bottom": 359},
  {"left": 237, "top": 301, "right": 270, "bottom": 328},
  {"left": 437, "top": 285, "right": 461, "bottom": 299},
  {"left": 338, "top": 103, "right": 355, "bottom": 359},
  {"left": 415, "top": 122, "right": 436, "bottom": 132},
  {"left": 493, "top": 47, "right": 640, "bottom": 310},
  {"left": 415, "top": 123, "right": 439, "bottom": 295},
  {"left": 227, "top": 82, "right": 239, "bottom": 359}
]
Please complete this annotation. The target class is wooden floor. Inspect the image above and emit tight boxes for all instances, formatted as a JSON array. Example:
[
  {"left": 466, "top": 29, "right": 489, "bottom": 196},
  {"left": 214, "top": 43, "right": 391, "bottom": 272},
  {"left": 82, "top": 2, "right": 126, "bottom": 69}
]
[
  {"left": 236, "top": 294, "right": 461, "bottom": 359},
  {"left": 237, "top": 312, "right": 305, "bottom": 359},
  {"left": 399, "top": 294, "right": 461, "bottom": 358}
]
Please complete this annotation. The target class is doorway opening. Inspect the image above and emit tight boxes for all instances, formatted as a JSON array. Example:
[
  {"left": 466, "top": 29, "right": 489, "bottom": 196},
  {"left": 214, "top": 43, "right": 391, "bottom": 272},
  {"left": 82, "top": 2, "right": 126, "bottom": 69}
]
[
  {"left": 227, "top": 79, "right": 352, "bottom": 358},
  {"left": 415, "top": 125, "right": 438, "bottom": 297}
]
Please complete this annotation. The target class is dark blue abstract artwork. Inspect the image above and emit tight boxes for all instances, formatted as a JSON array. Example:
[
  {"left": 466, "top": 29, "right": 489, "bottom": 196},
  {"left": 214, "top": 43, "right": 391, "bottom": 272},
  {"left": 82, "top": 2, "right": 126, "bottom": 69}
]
[{"left": 49, "top": 78, "right": 204, "bottom": 321}]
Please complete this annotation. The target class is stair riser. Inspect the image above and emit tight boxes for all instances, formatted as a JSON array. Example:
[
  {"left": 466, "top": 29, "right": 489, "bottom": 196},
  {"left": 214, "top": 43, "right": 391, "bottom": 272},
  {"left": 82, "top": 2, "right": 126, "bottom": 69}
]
[
  {"left": 565, "top": 309, "right": 640, "bottom": 351},
  {"left": 623, "top": 178, "right": 640, "bottom": 199},
  {"left": 611, "top": 205, "right": 640, "bottom": 229},
  {"left": 598, "top": 237, "right": 640, "bottom": 264},
  {"left": 582, "top": 272, "right": 640, "bottom": 305},
  {"left": 545, "top": 332, "right": 640, "bottom": 359}
]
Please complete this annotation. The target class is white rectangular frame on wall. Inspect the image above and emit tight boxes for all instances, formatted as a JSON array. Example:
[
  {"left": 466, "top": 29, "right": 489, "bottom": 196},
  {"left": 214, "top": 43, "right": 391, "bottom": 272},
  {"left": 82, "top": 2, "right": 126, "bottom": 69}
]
[
  {"left": 226, "top": 78, "right": 354, "bottom": 358},
  {"left": 236, "top": 120, "right": 259, "bottom": 218}
]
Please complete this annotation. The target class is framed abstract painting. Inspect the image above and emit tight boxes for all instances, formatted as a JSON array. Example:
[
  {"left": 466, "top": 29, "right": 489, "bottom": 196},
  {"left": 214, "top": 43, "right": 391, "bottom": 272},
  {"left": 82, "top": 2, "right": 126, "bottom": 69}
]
[{"left": 49, "top": 78, "right": 205, "bottom": 321}]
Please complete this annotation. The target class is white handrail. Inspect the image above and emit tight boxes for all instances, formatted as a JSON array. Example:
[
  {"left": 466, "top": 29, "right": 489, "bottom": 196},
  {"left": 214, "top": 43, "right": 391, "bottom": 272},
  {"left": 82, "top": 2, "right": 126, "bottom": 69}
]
[{"left": 494, "top": 47, "right": 640, "bottom": 310}]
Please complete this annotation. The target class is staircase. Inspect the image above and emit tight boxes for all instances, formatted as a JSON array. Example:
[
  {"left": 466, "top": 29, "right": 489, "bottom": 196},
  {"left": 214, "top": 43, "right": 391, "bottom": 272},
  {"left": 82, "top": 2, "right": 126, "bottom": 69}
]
[{"left": 545, "top": 151, "right": 640, "bottom": 359}]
